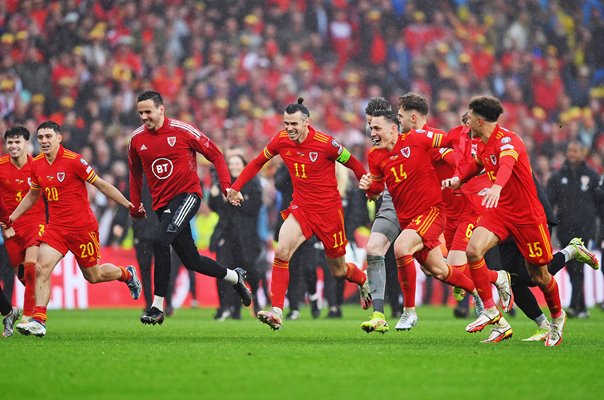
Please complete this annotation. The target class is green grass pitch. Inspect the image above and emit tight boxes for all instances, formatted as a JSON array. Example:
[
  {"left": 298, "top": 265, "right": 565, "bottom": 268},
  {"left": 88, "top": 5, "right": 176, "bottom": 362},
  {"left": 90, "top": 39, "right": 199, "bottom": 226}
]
[{"left": 2, "top": 305, "right": 603, "bottom": 400}]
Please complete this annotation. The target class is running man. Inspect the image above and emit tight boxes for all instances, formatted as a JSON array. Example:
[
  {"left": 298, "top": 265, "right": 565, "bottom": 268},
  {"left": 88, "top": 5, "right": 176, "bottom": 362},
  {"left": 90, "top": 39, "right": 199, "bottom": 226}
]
[
  {"left": 227, "top": 98, "right": 371, "bottom": 331},
  {"left": 443, "top": 96, "right": 566, "bottom": 346},
  {"left": 0, "top": 126, "right": 45, "bottom": 326},
  {"left": 360, "top": 111, "right": 477, "bottom": 330},
  {"left": 10, "top": 121, "right": 142, "bottom": 337},
  {"left": 129, "top": 90, "right": 251, "bottom": 325}
]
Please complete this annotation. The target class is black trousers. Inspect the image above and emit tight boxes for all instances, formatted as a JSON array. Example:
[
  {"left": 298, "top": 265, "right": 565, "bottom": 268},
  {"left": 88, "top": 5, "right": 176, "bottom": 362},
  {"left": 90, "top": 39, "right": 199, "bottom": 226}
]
[
  {"left": 134, "top": 237, "right": 155, "bottom": 309},
  {"left": 214, "top": 242, "right": 258, "bottom": 317},
  {"left": 0, "top": 245, "right": 14, "bottom": 303},
  {"left": 286, "top": 239, "right": 318, "bottom": 311},
  {"left": 497, "top": 240, "right": 566, "bottom": 320},
  {"left": 153, "top": 193, "right": 228, "bottom": 297}
]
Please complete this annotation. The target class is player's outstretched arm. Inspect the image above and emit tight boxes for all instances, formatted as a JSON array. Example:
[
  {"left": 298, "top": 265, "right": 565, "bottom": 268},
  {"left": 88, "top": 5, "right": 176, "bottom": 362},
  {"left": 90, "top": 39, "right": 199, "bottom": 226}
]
[
  {"left": 9, "top": 188, "right": 41, "bottom": 224},
  {"left": 337, "top": 147, "right": 367, "bottom": 181},
  {"left": 91, "top": 177, "right": 134, "bottom": 209}
]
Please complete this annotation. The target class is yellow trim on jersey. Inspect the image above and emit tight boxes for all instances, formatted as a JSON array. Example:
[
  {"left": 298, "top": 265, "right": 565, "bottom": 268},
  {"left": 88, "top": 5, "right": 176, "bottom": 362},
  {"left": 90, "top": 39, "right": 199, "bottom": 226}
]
[
  {"left": 440, "top": 148, "right": 453, "bottom": 158},
  {"left": 278, "top": 131, "right": 289, "bottom": 138},
  {"left": 431, "top": 134, "right": 443, "bottom": 148},
  {"left": 500, "top": 150, "right": 519, "bottom": 161},
  {"left": 495, "top": 131, "right": 506, "bottom": 140},
  {"left": 33, "top": 154, "right": 45, "bottom": 161},
  {"left": 63, "top": 153, "right": 77, "bottom": 159},
  {"left": 314, "top": 132, "right": 329, "bottom": 143},
  {"left": 263, "top": 147, "right": 274, "bottom": 160},
  {"left": 87, "top": 172, "right": 98, "bottom": 184}
]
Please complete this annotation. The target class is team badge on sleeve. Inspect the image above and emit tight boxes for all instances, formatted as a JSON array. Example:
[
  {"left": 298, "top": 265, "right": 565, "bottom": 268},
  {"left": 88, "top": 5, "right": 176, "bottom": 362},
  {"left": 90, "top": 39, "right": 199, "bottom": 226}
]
[
  {"left": 167, "top": 137, "right": 176, "bottom": 147},
  {"left": 80, "top": 158, "right": 89, "bottom": 166}
]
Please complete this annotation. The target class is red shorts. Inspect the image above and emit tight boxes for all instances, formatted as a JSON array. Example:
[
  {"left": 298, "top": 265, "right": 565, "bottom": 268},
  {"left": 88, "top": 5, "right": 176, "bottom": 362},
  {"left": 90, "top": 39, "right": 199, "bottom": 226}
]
[
  {"left": 478, "top": 210, "right": 553, "bottom": 265},
  {"left": 445, "top": 216, "right": 479, "bottom": 252},
  {"left": 4, "top": 222, "right": 45, "bottom": 267},
  {"left": 282, "top": 205, "right": 347, "bottom": 258},
  {"left": 399, "top": 206, "right": 445, "bottom": 255},
  {"left": 39, "top": 226, "right": 102, "bottom": 268}
]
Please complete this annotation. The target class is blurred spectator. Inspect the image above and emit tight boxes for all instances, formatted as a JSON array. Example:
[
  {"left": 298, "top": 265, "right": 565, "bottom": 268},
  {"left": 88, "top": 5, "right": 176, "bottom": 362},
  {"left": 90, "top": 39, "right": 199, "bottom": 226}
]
[
  {"left": 209, "top": 154, "right": 263, "bottom": 320},
  {"left": 547, "top": 141, "right": 601, "bottom": 318}
]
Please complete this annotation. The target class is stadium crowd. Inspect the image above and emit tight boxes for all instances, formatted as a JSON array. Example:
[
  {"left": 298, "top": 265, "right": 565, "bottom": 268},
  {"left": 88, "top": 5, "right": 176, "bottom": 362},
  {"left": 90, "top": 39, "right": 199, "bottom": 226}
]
[{"left": 1, "top": 0, "right": 604, "bottom": 317}]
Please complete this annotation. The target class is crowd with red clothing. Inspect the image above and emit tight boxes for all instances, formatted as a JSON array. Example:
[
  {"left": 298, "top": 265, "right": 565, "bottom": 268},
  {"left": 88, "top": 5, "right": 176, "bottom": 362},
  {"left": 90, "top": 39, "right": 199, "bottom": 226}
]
[{"left": 0, "top": 1, "right": 603, "bottom": 180}]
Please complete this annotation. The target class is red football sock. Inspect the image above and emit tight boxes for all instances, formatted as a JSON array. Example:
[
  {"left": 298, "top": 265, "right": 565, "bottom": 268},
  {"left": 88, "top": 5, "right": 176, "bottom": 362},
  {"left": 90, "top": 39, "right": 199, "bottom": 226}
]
[
  {"left": 396, "top": 255, "right": 416, "bottom": 308},
  {"left": 488, "top": 269, "right": 498, "bottom": 284},
  {"left": 345, "top": 263, "right": 366, "bottom": 285},
  {"left": 443, "top": 264, "right": 475, "bottom": 292},
  {"left": 541, "top": 276, "right": 562, "bottom": 319},
  {"left": 23, "top": 262, "right": 36, "bottom": 316},
  {"left": 270, "top": 258, "right": 289, "bottom": 310},
  {"left": 469, "top": 258, "right": 495, "bottom": 308},
  {"left": 32, "top": 306, "right": 47, "bottom": 324},
  {"left": 453, "top": 263, "right": 472, "bottom": 279},
  {"left": 117, "top": 266, "right": 130, "bottom": 282}
]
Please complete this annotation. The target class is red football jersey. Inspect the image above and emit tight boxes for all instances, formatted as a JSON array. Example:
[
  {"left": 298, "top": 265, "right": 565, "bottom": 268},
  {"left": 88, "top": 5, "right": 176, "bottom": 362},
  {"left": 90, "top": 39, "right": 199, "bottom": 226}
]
[
  {"left": 0, "top": 193, "right": 9, "bottom": 223},
  {"left": 129, "top": 118, "right": 231, "bottom": 210},
  {"left": 477, "top": 125, "right": 545, "bottom": 222},
  {"left": 0, "top": 155, "right": 45, "bottom": 230},
  {"left": 422, "top": 125, "right": 458, "bottom": 219},
  {"left": 367, "top": 129, "right": 450, "bottom": 220},
  {"left": 232, "top": 126, "right": 365, "bottom": 211},
  {"left": 30, "top": 146, "right": 97, "bottom": 230},
  {"left": 445, "top": 125, "right": 487, "bottom": 218}
]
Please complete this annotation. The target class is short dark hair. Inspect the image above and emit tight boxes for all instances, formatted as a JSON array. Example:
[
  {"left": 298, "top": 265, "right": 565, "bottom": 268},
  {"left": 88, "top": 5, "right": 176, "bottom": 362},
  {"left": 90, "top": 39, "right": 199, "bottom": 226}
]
[
  {"left": 398, "top": 92, "right": 429, "bottom": 115},
  {"left": 137, "top": 90, "right": 163, "bottom": 107},
  {"left": 468, "top": 96, "right": 503, "bottom": 122},
  {"left": 37, "top": 120, "right": 61, "bottom": 133},
  {"left": 371, "top": 110, "right": 400, "bottom": 129},
  {"left": 461, "top": 112, "right": 469, "bottom": 124},
  {"left": 365, "top": 97, "right": 392, "bottom": 115},
  {"left": 285, "top": 97, "right": 310, "bottom": 118},
  {"left": 4, "top": 126, "right": 30, "bottom": 141}
]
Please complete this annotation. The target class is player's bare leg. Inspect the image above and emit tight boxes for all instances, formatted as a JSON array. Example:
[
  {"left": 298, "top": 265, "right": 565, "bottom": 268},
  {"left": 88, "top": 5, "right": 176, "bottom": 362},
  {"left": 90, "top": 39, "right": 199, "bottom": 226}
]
[
  {"left": 81, "top": 262, "right": 142, "bottom": 300},
  {"left": 17, "top": 243, "right": 62, "bottom": 336},
  {"left": 448, "top": 249, "right": 484, "bottom": 316},
  {"left": 465, "top": 227, "right": 503, "bottom": 333},
  {"left": 392, "top": 229, "right": 425, "bottom": 330},
  {"left": 525, "top": 262, "right": 565, "bottom": 346},
  {"left": 257, "top": 215, "right": 305, "bottom": 330},
  {"left": 326, "top": 255, "right": 371, "bottom": 310}
]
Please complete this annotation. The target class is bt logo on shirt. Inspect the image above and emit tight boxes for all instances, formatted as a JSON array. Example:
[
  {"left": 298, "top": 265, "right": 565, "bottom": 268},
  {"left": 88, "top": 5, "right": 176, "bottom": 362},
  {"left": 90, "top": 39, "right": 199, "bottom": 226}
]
[{"left": 152, "top": 158, "right": 174, "bottom": 180}]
